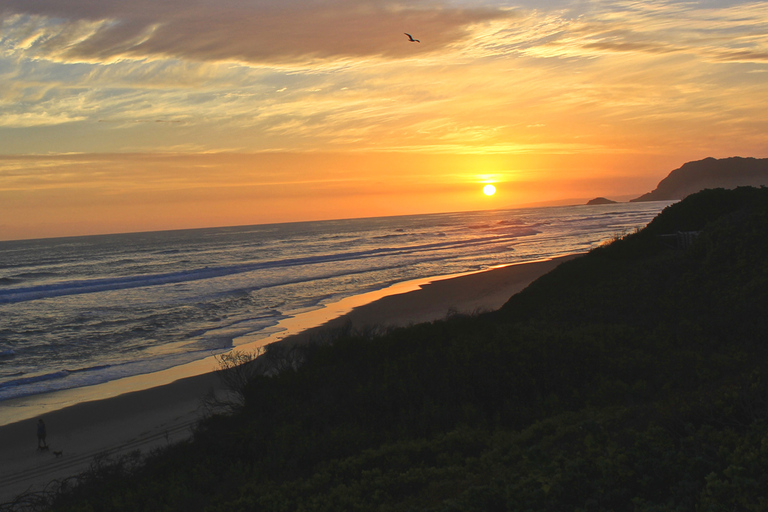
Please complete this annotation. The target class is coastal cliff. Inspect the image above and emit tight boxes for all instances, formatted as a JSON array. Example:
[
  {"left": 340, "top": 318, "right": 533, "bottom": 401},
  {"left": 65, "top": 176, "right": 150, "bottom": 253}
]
[{"left": 631, "top": 156, "right": 768, "bottom": 202}]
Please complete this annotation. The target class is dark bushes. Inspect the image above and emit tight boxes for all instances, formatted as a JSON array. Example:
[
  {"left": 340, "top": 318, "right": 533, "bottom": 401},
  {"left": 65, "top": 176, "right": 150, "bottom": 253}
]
[{"left": 35, "top": 187, "right": 768, "bottom": 512}]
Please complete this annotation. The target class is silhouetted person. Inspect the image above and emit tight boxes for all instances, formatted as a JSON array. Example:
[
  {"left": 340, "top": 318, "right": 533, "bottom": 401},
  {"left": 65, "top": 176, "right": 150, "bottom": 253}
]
[{"left": 37, "top": 419, "right": 47, "bottom": 449}]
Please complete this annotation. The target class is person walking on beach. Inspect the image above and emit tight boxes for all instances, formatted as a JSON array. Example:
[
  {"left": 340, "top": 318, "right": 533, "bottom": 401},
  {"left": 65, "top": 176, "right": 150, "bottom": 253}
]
[{"left": 37, "top": 418, "right": 47, "bottom": 450}]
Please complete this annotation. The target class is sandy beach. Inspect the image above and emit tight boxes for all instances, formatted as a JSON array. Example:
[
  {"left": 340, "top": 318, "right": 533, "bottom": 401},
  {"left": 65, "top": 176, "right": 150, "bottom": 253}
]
[{"left": 0, "top": 255, "right": 576, "bottom": 504}]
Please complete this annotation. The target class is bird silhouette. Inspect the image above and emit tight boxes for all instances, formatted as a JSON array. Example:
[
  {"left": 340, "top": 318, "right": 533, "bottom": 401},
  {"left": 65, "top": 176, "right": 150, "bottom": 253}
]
[{"left": 404, "top": 33, "right": 420, "bottom": 43}]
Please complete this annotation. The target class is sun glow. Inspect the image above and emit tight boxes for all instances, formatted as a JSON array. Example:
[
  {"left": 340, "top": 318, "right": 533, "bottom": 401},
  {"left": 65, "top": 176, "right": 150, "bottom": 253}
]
[{"left": 483, "top": 184, "right": 496, "bottom": 196}]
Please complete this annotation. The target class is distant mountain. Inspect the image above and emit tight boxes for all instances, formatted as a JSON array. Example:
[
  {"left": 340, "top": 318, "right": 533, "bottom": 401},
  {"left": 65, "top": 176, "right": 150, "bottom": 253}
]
[
  {"left": 586, "top": 197, "right": 617, "bottom": 205},
  {"left": 631, "top": 156, "right": 768, "bottom": 202}
]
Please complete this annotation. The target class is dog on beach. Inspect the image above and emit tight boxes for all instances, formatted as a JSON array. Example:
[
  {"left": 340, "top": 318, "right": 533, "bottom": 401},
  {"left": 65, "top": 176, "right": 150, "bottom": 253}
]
[{"left": 53, "top": 450, "right": 63, "bottom": 458}]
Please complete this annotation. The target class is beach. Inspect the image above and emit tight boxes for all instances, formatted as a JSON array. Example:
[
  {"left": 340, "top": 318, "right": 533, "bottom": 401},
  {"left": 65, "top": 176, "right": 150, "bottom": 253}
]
[{"left": 0, "top": 255, "right": 576, "bottom": 504}]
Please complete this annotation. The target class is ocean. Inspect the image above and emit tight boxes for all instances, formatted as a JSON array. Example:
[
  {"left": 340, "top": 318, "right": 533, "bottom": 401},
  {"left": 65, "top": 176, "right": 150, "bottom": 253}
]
[{"left": 0, "top": 202, "right": 671, "bottom": 406}]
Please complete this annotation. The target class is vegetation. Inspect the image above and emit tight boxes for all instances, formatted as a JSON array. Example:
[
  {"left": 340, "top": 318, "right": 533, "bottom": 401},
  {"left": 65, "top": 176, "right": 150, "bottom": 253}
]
[{"left": 17, "top": 187, "right": 768, "bottom": 511}]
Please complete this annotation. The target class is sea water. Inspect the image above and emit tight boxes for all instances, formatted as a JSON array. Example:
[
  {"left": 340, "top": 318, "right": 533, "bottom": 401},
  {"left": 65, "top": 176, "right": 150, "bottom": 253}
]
[{"left": 0, "top": 202, "right": 671, "bottom": 404}]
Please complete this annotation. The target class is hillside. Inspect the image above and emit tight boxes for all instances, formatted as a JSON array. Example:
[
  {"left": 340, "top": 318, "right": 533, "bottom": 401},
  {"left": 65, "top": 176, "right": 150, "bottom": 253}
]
[
  {"left": 631, "top": 156, "right": 768, "bottom": 202},
  {"left": 13, "top": 187, "right": 768, "bottom": 512}
]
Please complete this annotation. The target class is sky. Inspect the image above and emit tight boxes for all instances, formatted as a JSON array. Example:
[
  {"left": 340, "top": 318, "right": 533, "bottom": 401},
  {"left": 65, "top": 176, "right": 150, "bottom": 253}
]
[{"left": 1, "top": 0, "right": 768, "bottom": 240}]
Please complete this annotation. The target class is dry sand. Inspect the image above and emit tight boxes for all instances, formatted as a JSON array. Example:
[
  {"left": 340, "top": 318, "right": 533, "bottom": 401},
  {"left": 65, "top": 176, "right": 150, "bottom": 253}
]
[{"left": 0, "top": 255, "right": 577, "bottom": 503}]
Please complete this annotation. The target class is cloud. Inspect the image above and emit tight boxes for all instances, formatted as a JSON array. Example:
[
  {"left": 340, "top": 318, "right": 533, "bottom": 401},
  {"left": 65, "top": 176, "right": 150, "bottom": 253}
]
[
  {"left": 2, "top": 0, "right": 768, "bottom": 155},
  {"left": 0, "top": 112, "right": 86, "bottom": 127},
  {"left": 711, "top": 49, "right": 768, "bottom": 62},
  {"left": 511, "top": 1, "right": 768, "bottom": 64},
  {"left": 1, "top": 0, "right": 512, "bottom": 64}
]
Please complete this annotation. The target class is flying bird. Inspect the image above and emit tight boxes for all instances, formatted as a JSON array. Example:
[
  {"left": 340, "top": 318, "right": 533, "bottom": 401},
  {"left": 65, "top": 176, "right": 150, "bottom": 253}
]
[{"left": 404, "top": 33, "right": 420, "bottom": 43}]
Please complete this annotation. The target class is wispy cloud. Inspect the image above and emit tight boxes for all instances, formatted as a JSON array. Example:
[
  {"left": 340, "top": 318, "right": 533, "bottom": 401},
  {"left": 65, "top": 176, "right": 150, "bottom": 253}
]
[
  {"left": 1, "top": 0, "right": 511, "bottom": 64},
  {"left": 500, "top": 1, "right": 768, "bottom": 63},
  {"left": 1, "top": 1, "right": 768, "bottom": 183}
]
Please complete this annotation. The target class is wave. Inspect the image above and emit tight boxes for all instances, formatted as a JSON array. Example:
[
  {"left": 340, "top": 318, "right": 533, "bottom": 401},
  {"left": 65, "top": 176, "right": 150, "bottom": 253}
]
[
  {"left": 17, "top": 271, "right": 60, "bottom": 279},
  {"left": 67, "top": 364, "right": 113, "bottom": 374},
  {"left": 486, "top": 226, "right": 540, "bottom": 236},
  {"left": 0, "top": 231, "right": 541, "bottom": 304},
  {"left": 104, "top": 258, "right": 140, "bottom": 266},
  {"left": 496, "top": 219, "right": 528, "bottom": 226},
  {"left": 372, "top": 233, "right": 410, "bottom": 240},
  {"left": 0, "top": 349, "right": 16, "bottom": 359},
  {"left": 0, "top": 364, "right": 115, "bottom": 391},
  {"left": 0, "top": 349, "right": 227, "bottom": 401},
  {"left": 0, "top": 271, "right": 59, "bottom": 287},
  {"left": 0, "top": 370, "right": 70, "bottom": 391}
]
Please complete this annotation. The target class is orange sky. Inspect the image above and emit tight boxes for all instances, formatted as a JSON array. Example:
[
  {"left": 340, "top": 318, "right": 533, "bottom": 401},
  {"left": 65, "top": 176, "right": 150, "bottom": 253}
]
[{"left": 2, "top": 0, "right": 768, "bottom": 240}]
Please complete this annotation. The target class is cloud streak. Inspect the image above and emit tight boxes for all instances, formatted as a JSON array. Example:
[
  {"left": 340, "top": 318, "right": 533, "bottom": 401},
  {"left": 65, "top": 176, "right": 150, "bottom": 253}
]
[
  {"left": 509, "top": 1, "right": 768, "bottom": 63},
  {"left": 1, "top": 0, "right": 511, "bottom": 64}
]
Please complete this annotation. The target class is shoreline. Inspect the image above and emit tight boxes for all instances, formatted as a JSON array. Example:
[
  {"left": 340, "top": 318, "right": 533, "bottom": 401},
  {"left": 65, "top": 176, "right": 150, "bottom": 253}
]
[{"left": 0, "top": 254, "right": 578, "bottom": 502}]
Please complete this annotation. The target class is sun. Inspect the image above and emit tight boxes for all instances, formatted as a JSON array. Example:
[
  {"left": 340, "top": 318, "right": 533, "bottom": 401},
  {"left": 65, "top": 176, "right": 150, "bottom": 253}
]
[{"left": 483, "top": 184, "right": 497, "bottom": 196}]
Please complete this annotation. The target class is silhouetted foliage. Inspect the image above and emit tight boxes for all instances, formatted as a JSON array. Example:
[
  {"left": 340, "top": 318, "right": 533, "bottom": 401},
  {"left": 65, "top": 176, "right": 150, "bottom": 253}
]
[{"left": 16, "top": 187, "right": 768, "bottom": 512}]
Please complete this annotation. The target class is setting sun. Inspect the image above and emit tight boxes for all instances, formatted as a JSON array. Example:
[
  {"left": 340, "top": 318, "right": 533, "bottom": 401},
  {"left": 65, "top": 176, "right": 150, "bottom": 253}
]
[{"left": 483, "top": 184, "right": 497, "bottom": 196}]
